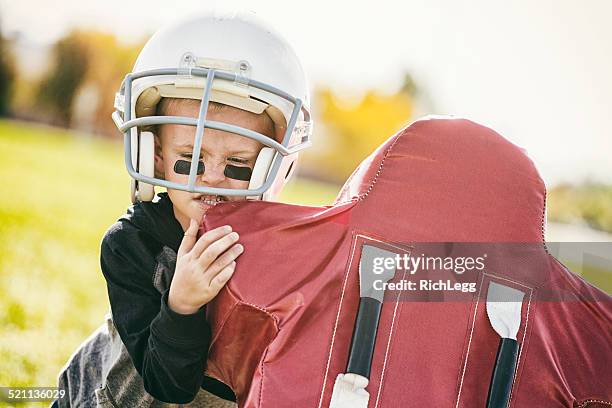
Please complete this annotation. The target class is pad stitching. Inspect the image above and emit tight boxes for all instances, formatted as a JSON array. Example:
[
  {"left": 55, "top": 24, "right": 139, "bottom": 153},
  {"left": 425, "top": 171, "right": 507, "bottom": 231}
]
[
  {"left": 374, "top": 261, "right": 409, "bottom": 408},
  {"left": 238, "top": 301, "right": 279, "bottom": 326},
  {"left": 258, "top": 347, "right": 272, "bottom": 407},
  {"left": 455, "top": 272, "right": 485, "bottom": 408},
  {"left": 209, "top": 286, "right": 279, "bottom": 346},
  {"left": 540, "top": 186, "right": 550, "bottom": 254},
  {"left": 359, "top": 133, "right": 403, "bottom": 201},
  {"left": 332, "top": 197, "right": 360, "bottom": 206},
  {"left": 576, "top": 400, "right": 612, "bottom": 407},
  {"left": 483, "top": 272, "right": 534, "bottom": 290},
  {"left": 209, "top": 301, "right": 238, "bottom": 350},
  {"left": 209, "top": 287, "right": 240, "bottom": 346},
  {"left": 482, "top": 273, "right": 535, "bottom": 406},
  {"left": 509, "top": 288, "right": 532, "bottom": 406},
  {"left": 316, "top": 231, "right": 359, "bottom": 408},
  {"left": 350, "top": 234, "right": 409, "bottom": 408}
]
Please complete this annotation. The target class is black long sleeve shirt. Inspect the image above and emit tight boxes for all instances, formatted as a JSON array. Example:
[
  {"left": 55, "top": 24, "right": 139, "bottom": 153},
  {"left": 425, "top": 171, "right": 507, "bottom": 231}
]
[{"left": 100, "top": 192, "right": 235, "bottom": 404}]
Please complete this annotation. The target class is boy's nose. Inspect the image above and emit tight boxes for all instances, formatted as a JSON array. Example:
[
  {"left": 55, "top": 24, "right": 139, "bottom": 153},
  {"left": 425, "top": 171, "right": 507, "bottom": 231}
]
[{"left": 199, "top": 162, "right": 226, "bottom": 186}]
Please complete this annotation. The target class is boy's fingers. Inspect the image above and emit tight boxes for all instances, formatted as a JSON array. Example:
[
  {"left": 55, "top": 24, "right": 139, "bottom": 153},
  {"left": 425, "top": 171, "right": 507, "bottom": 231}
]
[
  {"left": 198, "top": 232, "right": 240, "bottom": 270},
  {"left": 190, "top": 225, "right": 234, "bottom": 258},
  {"left": 202, "top": 244, "right": 244, "bottom": 279},
  {"left": 207, "top": 262, "right": 236, "bottom": 295},
  {"left": 177, "top": 219, "right": 198, "bottom": 257}
]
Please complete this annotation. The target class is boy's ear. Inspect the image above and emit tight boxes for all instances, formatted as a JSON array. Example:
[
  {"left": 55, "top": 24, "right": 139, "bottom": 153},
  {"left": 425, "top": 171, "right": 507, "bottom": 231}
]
[{"left": 154, "top": 134, "right": 165, "bottom": 179}]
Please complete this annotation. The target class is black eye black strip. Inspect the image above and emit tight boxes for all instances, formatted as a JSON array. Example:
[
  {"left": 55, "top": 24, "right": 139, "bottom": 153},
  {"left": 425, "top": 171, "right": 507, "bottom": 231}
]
[
  {"left": 173, "top": 159, "right": 252, "bottom": 181},
  {"left": 224, "top": 165, "right": 252, "bottom": 181},
  {"left": 174, "top": 159, "right": 204, "bottom": 175}
]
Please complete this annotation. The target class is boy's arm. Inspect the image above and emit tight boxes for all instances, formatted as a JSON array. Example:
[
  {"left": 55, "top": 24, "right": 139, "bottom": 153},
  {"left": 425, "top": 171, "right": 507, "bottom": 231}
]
[{"left": 100, "top": 226, "right": 211, "bottom": 404}]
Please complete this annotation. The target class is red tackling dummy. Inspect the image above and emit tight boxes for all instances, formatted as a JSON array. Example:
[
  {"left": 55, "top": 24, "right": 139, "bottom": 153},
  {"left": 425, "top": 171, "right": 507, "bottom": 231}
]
[{"left": 198, "top": 117, "right": 612, "bottom": 407}]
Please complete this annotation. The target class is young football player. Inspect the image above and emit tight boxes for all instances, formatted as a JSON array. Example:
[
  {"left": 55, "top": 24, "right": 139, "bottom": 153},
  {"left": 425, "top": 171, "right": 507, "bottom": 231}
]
[{"left": 54, "top": 11, "right": 312, "bottom": 407}]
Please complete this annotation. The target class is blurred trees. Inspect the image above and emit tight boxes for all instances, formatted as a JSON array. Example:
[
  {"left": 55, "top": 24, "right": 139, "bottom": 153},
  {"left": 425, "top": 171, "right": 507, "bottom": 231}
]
[
  {"left": 26, "top": 30, "right": 142, "bottom": 133},
  {"left": 548, "top": 183, "right": 612, "bottom": 232},
  {"left": 37, "top": 33, "right": 89, "bottom": 126},
  {"left": 15, "top": 27, "right": 416, "bottom": 164},
  {"left": 71, "top": 32, "right": 141, "bottom": 135},
  {"left": 0, "top": 20, "right": 16, "bottom": 116},
  {"left": 303, "top": 75, "right": 415, "bottom": 183}
]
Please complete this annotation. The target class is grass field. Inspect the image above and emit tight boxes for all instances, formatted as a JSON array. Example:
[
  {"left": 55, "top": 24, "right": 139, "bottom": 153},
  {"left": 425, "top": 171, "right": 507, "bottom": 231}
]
[{"left": 0, "top": 119, "right": 339, "bottom": 406}]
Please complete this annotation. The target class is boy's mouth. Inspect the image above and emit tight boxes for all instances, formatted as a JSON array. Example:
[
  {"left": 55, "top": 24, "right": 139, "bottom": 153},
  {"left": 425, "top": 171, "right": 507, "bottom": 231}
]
[{"left": 194, "top": 194, "right": 227, "bottom": 206}]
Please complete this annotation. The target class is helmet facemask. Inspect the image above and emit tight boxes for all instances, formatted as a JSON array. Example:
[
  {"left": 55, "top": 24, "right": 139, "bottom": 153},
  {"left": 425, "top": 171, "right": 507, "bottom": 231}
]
[{"left": 113, "top": 64, "right": 311, "bottom": 203}]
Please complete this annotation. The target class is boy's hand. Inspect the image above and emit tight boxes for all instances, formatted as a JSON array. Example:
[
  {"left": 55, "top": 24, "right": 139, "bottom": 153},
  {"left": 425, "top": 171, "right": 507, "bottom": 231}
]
[{"left": 168, "top": 219, "right": 243, "bottom": 315}]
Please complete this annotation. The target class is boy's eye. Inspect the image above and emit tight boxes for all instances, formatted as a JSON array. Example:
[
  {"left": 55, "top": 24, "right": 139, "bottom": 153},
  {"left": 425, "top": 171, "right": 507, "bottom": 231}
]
[{"left": 228, "top": 157, "right": 249, "bottom": 164}]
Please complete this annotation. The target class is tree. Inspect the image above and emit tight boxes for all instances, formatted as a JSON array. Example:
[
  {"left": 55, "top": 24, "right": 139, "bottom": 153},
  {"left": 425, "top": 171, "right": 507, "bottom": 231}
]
[
  {"left": 303, "top": 86, "right": 413, "bottom": 183},
  {"left": 37, "top": 32, "right": 89, "bottom": 126},
  {"left": 0, "top": 19, "right": 16, "bottom": 116},
  {"left": 74, "top": 31, "right": 141, "bottom": 136},
  {"left": 35, "top": 30, "right": 141, "bottom": 134}
]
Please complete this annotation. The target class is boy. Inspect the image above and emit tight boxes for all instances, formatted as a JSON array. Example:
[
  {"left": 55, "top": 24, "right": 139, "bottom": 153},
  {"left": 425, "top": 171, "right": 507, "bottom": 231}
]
[{"left": 55, "top": 11, "right": 312, "bottom": 407}]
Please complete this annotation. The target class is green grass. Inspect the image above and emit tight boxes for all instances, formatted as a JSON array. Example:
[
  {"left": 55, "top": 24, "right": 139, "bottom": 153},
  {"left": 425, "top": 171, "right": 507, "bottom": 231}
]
[
  {"left": 0, "top": 119, "right": 339, "bottom": 406},
  {"left": 0, "top": 120, "right": 130, "bottom": 407}
]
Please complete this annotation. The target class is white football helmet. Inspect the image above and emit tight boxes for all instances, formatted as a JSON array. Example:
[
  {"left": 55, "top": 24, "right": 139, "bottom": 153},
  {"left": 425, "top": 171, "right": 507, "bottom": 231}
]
[{"left": 112, "top": 11, "right": 312, "bottom": 203}]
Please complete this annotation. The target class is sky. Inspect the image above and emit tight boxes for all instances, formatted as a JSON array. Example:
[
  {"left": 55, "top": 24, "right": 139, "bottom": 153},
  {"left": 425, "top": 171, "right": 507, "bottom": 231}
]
[{"left": 1, "top": 0, "right": 611, "bottom": 186}]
